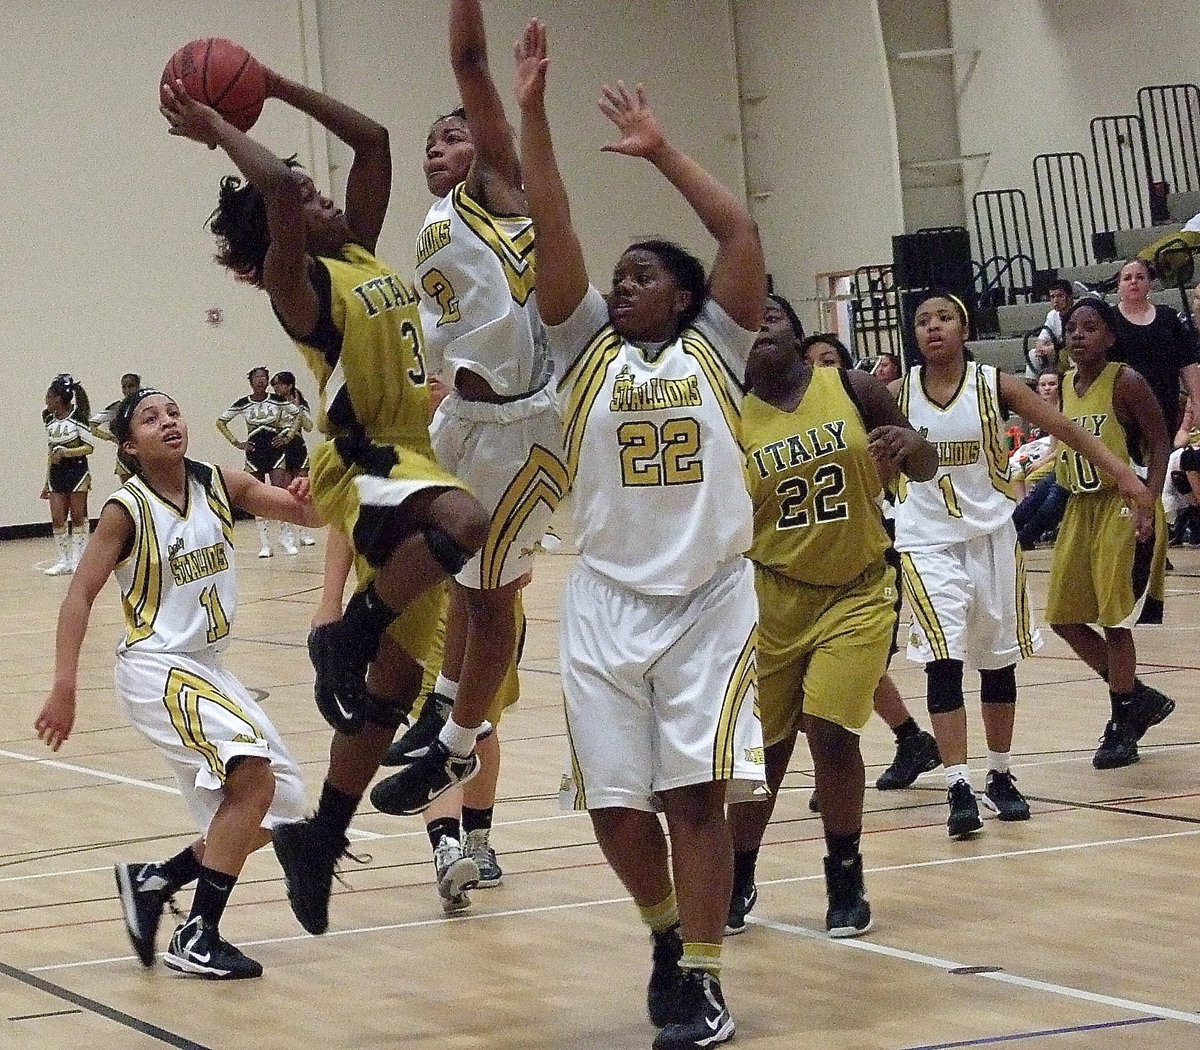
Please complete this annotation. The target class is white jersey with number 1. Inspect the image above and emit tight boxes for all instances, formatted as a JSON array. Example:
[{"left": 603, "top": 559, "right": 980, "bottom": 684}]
[
  {"left": 107, "top": 461, "right": 238, "bottom": 655},
  {"left": 893, "top": 361, "right": 1016, "bottom": 551}
]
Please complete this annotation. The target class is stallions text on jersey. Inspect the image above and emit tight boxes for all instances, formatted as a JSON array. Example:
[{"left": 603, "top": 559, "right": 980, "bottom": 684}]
[
  {"left": 415, "top": 183, "right": 545, "bottom": 398},
  {"left": 551, "top": 288, "right": 753, "bottom": 596},
  {"left": 107, "top": 461, "right": 238, "bottom": 654},
  {"left": 894, "top": 361, "right": 1015, "bottom": 550}
]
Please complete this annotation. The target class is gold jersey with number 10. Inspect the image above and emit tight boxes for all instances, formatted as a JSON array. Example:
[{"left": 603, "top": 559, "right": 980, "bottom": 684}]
[{"left": 894, "top": 361, "right": 1015, "bottom": 550}]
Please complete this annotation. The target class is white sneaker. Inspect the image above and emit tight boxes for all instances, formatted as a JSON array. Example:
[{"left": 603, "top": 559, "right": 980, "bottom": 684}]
[
  {"left": 299, "top": 531, "right": 317, "bottom": 546},
  {"left": 44, "top": 559, "right": 73, "bottom": 576},
  {"left": 282, "top": 542, "right": 300, "bottom": 556},
  {"left": 258, "top": 546, "right": 272, "bottom": 559},
  {"left": 433, "top": 837, "right": 479, "bottom": 915}
]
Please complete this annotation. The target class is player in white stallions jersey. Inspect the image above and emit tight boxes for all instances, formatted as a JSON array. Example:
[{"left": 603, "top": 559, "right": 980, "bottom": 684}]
[
  {"left": 893, "top": 294, "right": 1151, "bottom": 840},
  {"left": 518, "top": 21, "right": 764, "bottom": 1049},
  {"left": 35, "top": 390, "right": 322, "bottom": 981},
  {"left": 384, "top": 0, "right": 569, "bottom": 909}
]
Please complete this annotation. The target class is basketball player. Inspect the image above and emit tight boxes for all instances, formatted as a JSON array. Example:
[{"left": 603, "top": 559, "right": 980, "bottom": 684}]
[
  {"left": 727, "top": 292, "right": 937, "bottom": 940},
  {"left": 216, "top": 366, "right": 299, "bottom": 557},
  {"left": 34, "top": 388, "right": 318, "bottom": 979},
  {"left": 271, "top": 371, "right": 319, "bottom": 545},
  {"left": 161, "top": 64, "right": 490, "bottom": 936},
  {"left": 90, "top": 372, "right": 142, "bottom": 485},
  {"left": 370, "top": 0, "right": 568, "bottom": 890},
  {"left": 42, "top": 374, "right": 94, "bottom": 576},
  {"left": 517, "top": 22, "right": 764, "bottom": 1049},
  {"left": 1046, "top": 298, "right": 1174, "bottom": 769},
  {"left": 894, "top": 294, "right": 1153, "bottom": 838}
]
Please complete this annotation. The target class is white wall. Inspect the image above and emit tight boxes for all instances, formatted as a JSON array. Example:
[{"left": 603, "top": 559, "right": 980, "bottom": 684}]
[
  {"left": 5, "top": 0, "right": 742, "bottom": 528},
  {"left": 952, "top": 0, "right": 1198, "bottom": 262},
  {"left": 733, "top": 0, "right": 905, "bottom": 331}
]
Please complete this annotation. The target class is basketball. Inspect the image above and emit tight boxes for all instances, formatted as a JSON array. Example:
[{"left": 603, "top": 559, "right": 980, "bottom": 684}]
[{"left": 161, "top": 38, "right": 267, "bottom": 133}]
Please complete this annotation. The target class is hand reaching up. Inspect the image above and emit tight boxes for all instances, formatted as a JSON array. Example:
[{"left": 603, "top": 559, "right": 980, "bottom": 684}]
[
  {"left": 598, "top": 81, "right": 665, "bottom": 159},
  {"left": 513, "top": 17, "right": 550, "bottom": 110}
]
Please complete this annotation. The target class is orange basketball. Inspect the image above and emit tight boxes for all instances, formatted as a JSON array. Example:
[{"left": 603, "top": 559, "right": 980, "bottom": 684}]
[{"left": 161, "top": 37, "right": 267, "bottom": 133}]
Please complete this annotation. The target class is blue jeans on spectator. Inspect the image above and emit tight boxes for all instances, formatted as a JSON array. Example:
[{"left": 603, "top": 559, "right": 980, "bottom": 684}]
[{"left": 1014, "top": 475, "right": 1068, "bottom": 549}]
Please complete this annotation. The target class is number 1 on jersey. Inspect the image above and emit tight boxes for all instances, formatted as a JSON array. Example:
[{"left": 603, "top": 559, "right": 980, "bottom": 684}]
[
  {"left": 200, "top": 585, "right": 230, "bottom": 644},
  {"left": 938, "top": 474, "right": 964, "bottom": 518}
]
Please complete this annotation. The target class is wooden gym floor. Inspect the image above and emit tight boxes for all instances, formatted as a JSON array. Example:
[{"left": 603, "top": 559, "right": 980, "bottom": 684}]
[{"left": 1, "top": 519, "right": 1197, "bottom": 1049}]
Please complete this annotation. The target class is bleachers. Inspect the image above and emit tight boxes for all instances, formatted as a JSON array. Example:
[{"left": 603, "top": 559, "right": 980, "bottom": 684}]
[
  {"left": 995, "top": 302, "right": 1051, "bottom": 337},
  {"left": 1168, "top": 190, "right": 1200, "bottom": 222},
  {"left": 968, "top": 337, "right": 1027, "bottom": 374}
]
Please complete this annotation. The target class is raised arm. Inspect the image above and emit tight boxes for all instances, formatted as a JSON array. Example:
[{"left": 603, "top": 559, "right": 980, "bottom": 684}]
[
  {"left": 266, "top": 72, "right": 392, "bottom": 252},
  {"left": 1000, "top": 372, "right": 1151, "bottom": 517},
  {"left": 597, "top": 82, "right": 764, "bottom": 331},
  {"left": 451, "top": 0, "right": 522, "bottom": 204},
  {"left": 515, "top": 18, "right": 588, "bottom": 325},
  {"left": 161, "top": 80, "right": 318, "bottom": 333}
]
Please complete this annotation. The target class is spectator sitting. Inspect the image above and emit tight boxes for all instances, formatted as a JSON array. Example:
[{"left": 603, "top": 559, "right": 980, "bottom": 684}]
[
  {"left": 1165, "top": 395, "right": 1200, "bottom": 546},
  {"left": 1026, "top": 327, "right": 1060, "bottom": 378},
  {"left": 1012, "top": 368, "right": 1069, "bottom": 549},
  {"left": 1043, "top": 279, "right": 1074, "bottom": 345}
]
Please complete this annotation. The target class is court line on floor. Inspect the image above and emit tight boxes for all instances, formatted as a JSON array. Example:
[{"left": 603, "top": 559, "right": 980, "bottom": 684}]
[
  {"left": 0, "top": 960, "right": 214, "bottom": 1049},
  {"left": 27, "top": 825, "right": 1200, "bottom": 972},
  {"left": 750, "top": 914, "right": 1200, "bottom": 1025},
  {"left": 901, "top": 1016, "right": 1162, "bottom": 1049},
  {"left": 0, "top": 748, "right": 381, "bottom": 840}
]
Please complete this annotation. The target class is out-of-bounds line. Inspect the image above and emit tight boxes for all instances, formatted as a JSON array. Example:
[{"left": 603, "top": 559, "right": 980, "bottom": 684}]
[
  {"left": 749, "top": 914, "right": 1200, "bottom": 1026},
  {"left": 0, "top": 960, "right": 215, "bottom": 1049},
  {"left": 0, "top": 748, "right": 381, "bottom": 840},
  {"left": 902, "top": 1015, "right": 1161, "bottom": 1049},
  {"left": 30, "top": 826, "right": 1200, "bottom": 973}
]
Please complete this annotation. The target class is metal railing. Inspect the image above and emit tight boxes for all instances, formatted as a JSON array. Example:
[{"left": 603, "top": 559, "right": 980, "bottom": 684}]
[
  {"left": 1137, "top": 84, "right": 1200, "bottom": 196},
  {"left": 849, "top": 265, "right": 902, "bottom": 360},
  {"left": 1090, "top": 114, "right": 1152, "bottom": 232},
  {"left": 1033, "top": 152, "right": 1097, "bottom": 268},
  {"left": 972, "top": 189, "right": 1036, "bottom": 281}
]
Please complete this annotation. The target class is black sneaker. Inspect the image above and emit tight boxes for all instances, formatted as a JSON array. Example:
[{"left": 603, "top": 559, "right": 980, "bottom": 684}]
[
  {"left": 947, "top": 781, "right": 983, "bottom": 839},
  {"left": 724, "top": 875, "right": 757, "bottom": 935},
  {"left": 808, "top": 789, "right": 821, "bottom": 813},
  {"left": 824, "top": 854, "right": 872, "bottom": 937},
  {"left": 271, "top": 817, "right": 354, "bottom": 935},
  {"left": 647, "top": 925, "right": 684, "bottom": 1028},
  {"left": 369, "top": 739, "right": 480, "bottom": 816},
  {"left": 876, "top": 729, "right": 941, "bottom": 790},
  {"left": 982, "top": 770, "right": 1030, "bottom": 821},
  {"left": 114, "top": 862, "right": 173, "bottom": 967},
  {"left": 381, "top": 692, "right": 452, "bottom": 766},
  {"left": 653, "top": 970, "right": 735, "bottom": 1050},
  {"left": 1127, "top": 680, "right": 1176, "bottom": 740},
  {"left": 307, "top": 621, "right": 372, "bottom": 735},
  {"left": 463, "top": 828, "right": 503, "bottom": 888},
  {"left": 1093, "top": 721, "right": 1139, "bottom": 769},
  {"left": 163, "top": 916, "right": 263, "bottom": 980}
]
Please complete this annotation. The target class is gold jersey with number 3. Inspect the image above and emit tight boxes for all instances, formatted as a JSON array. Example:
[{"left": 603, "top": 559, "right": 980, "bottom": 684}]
[
  {"left": 744, "top": 366, "right": 889, "bottom": 586},
  {"left": 894, "top": 361, "right": 1015, "bottom": 550},
  {"left": 108, "top": 461, "right": 237, "bottom": 654}
]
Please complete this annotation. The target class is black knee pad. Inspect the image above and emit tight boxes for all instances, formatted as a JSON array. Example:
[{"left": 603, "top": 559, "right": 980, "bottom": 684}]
[
  {"left": 979, "top": 665, "right": 1017, "bottom": 705},
  {"left": 925, "top": 659, "right": 965, "bottom": 714},
  {"left": 363, "top": 691, "right": 409, "bottom": 730},
  {"left": 425, "top": 525, "right": 472, "bottom": 576}
]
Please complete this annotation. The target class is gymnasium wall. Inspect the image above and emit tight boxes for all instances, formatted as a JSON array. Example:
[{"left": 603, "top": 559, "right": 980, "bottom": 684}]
[
  {"left": 5, "top": 0, "right": 743, "bottom": 529},
  {"left": 951, "top": 0, "right": 1198, "bottom": 233}
]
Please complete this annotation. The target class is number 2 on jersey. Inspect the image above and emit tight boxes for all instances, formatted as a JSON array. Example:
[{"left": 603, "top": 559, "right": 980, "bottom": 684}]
[
  {"left": 618, "top": 417, "right": 703, "bottom": 487},
  {"left": 775, "top": 463, "right": 848, "bottom": 529}
]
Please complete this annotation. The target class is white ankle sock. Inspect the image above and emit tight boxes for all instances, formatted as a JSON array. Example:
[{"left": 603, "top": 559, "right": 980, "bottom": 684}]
[
  {"left": 944, "top": 764, "right": 972, "bottom": 788},
  {"left": 439, "top": 718, "right": 477, "bottom": 757},
  {"left": 986, "top": 750, "right": 1009, "bottom": 774},
  {"left": 434, "top": 675, "right": 460, "bottom": 701}
]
